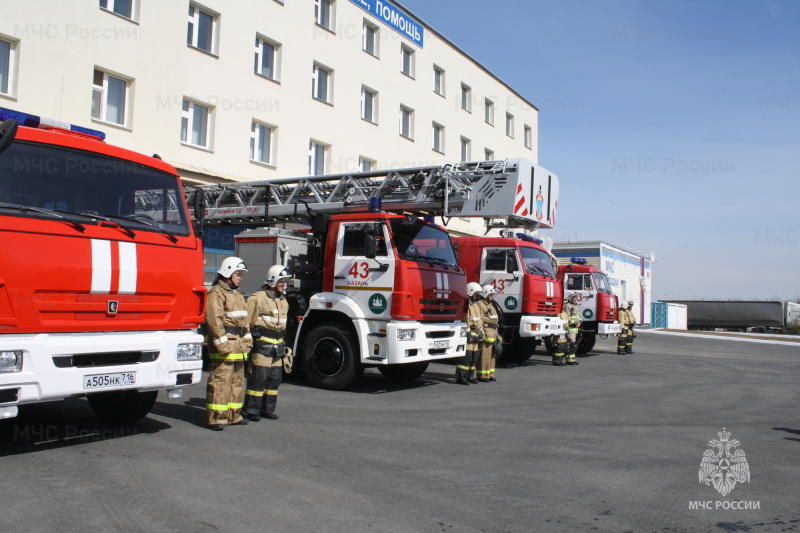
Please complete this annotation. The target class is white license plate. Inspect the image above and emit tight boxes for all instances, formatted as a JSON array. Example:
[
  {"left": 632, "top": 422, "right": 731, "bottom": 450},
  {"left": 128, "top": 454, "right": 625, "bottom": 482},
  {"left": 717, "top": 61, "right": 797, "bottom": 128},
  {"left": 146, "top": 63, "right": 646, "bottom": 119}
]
[
  {"left": 83, "top": 372, "right": 137, "bottom": 390},
  {"left": 433, "top": 340, "right": 450, "bottom": 349}
]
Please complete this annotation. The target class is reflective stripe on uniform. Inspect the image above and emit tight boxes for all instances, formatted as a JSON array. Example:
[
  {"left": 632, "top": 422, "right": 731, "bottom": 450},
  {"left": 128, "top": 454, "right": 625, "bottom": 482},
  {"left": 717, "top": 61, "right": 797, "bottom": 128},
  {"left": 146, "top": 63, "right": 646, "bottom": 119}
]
[
  {"left": 209, "top": 352, "right": 248, "bottom": 361},
  {"left": 257, "top": 337, "right": 283, "bottom": 344},
  {"left": 225, "top": 310, "right": 248, "bottom": 318},
  {"left": 265, "top": 390, "right": 278, "bottom": 396},
  {"left": 246, "top": 389, "right": 265, "bottom": 397},
  {"left": 457, "top": 364, "right": 475, "bottom": 371},
  {"left": 213, "top": 335, "right": 229, "bottom": 345}
]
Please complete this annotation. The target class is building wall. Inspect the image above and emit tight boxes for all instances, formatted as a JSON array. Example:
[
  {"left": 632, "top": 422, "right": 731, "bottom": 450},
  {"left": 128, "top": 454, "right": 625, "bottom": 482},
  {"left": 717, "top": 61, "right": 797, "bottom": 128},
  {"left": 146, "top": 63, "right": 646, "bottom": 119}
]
[
  {"left": 552, "top": 241, "right": 653, "bottom": 325},
  {"left": 0, "top": 0, "right": 538, "bottom": 190}
]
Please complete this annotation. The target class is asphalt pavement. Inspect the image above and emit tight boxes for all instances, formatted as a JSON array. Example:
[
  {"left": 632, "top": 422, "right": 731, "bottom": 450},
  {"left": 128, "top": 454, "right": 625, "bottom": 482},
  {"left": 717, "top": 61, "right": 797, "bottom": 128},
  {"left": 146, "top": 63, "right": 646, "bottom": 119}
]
[{"left": 1, "top": 331, "right": 799, "bottom": 533}]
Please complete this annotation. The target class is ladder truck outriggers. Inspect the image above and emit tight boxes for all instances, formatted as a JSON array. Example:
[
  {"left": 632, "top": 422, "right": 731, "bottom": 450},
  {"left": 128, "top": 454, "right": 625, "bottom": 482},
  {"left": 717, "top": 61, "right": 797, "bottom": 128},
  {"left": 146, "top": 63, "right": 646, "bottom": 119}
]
[{"left": 190, "top": 158, "right": 557, "bottom": 390}]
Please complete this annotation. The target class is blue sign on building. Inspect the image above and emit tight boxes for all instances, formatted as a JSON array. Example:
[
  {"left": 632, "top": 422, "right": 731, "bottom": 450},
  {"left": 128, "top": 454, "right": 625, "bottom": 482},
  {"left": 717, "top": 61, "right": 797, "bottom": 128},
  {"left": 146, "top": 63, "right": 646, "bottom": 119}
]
[{"left": 350, "top": 0, "right": 424, "bottom": 47}]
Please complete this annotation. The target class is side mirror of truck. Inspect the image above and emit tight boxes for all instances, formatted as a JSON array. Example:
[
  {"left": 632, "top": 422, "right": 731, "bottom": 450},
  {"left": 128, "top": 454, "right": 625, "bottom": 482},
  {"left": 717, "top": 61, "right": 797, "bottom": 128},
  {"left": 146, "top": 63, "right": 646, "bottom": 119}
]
[
  {"left": 506, "top": 254, "right": 516, "bottom": 274},
  {"left": 365, "top": 234, "right": 376, "bottom": 259}
]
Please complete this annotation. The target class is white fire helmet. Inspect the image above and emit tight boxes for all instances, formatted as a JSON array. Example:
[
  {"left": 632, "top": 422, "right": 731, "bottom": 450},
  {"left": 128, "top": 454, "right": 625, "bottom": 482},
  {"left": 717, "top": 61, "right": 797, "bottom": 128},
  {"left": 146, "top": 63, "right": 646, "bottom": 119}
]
[
  {"left": 466, "top": 282, "right": 483, "bottom": 297},
  {"left": 218, "top": 257, "right": 248, "bottom": 278},
  {"left": 569, "top": 292, "right": 580, "bottom": 301},
  {"left": 265, "top": 265, "right": 291, "bottom": 287},
  {"left": 627, "top": 300, "right": 634, "bottom": 307},
  {"left": 481, "top": 284, "right": 497, "bottom": 298}
]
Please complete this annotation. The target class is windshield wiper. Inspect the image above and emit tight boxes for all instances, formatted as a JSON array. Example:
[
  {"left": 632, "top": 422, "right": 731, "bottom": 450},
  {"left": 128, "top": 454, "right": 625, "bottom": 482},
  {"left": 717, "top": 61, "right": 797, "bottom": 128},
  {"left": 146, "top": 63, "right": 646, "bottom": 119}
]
[
  {"left": 117, "top": 216, "right": 178, "bottom": 243},
  {"left": 59, "top": 211, "right": 137, "bottom": 239},
  {"left": 527, "top": 264, "right": 554, "bottom": 278},
  {"left": 0, "top": 203, "right": 86, "bottom": 233}
]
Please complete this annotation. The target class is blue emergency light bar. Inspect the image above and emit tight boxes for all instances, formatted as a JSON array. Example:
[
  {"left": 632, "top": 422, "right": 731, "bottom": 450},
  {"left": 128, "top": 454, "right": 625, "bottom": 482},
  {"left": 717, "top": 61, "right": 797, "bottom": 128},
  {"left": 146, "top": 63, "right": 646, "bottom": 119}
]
[
  {"left": 0, "top": 107, "right": 106, "bottom": 141},
  {"left": 570, "top": 257, "right": 588, "bottom": 264},
  {"left": 515, "top": 232, "right": 543, "bottom": 245}
]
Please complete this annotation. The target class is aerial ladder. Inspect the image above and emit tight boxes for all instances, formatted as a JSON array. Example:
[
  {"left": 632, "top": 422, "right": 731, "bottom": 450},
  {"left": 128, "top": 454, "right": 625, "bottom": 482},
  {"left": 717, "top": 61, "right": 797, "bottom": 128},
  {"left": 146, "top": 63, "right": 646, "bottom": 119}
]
[
  {"left": 187, "top": 158, "right": 559, "bottom": 231},
  {"left": 187, "top": 158, "right": 559, "bottom": 390}
]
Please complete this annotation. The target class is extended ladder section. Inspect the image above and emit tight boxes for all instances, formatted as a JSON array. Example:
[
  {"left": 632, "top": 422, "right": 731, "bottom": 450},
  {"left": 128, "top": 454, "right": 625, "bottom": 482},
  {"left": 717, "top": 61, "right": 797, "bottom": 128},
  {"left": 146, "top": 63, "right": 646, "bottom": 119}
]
[{"left": 188, "top": 158, "right": 559, "bottom": 231}]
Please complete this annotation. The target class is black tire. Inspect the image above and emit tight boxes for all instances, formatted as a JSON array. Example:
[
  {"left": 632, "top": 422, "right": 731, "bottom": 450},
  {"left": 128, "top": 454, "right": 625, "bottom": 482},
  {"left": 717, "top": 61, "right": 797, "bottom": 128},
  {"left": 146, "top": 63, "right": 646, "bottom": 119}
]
[
  {"left": 377, "top": 362, "right": 429, "bottom": 382},
  {"left": 543, "top": 335, "right": 557, "bottom": 356},
  {"left": 501, "top": 338, "right": 537, "bottom": 364},
  {"left": 576, "top": 334, "right": 596, "bottom": 355},
  {"left": 87, "top": 390, "right": 158, "bottom": 424},
  {"left": 301, "top": 323, "right": 363, "bottom": 390}
]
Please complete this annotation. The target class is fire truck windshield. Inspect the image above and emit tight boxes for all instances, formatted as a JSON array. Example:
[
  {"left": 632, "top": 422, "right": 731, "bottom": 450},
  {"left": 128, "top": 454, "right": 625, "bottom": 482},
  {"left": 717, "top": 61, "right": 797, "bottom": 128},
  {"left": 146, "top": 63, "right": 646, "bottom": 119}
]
[
  {"left": 0, "top": 141, "right": 190, "bottom": 236},
  {"left": 390, "top": 219, "right": 458, "bottom": 267},
  {"left": 520, "top": 246, "right": 556, "bottom": 278},
  {"left": 592, "top": 272, "right": 613, "bottom": 294}
]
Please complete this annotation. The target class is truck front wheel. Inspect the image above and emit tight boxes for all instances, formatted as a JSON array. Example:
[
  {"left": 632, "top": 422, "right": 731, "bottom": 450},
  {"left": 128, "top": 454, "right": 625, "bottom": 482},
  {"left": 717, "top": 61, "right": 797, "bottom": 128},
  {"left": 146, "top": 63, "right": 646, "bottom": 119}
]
[
  {"left": 377, "top": 362, "right": 429, "bottom": 382},
  {"left": 576, "top": 334, "right": 596, "bottom": 355},
  {"left": 301, "top": 323, "right": 363, "bottom": 390},
  {"left": 87, "top": 390, "right": 158, "bottom": 424}
]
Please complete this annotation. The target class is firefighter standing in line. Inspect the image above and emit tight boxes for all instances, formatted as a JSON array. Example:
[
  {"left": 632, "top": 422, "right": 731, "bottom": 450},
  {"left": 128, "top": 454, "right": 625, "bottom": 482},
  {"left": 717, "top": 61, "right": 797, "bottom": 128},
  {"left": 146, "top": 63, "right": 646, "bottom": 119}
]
[
  {"left": 556, "top": 292, "right": 581, "bottom": 366},
  {"left": 477, "top": 284, "right": 499, "bottom": 382},
  {"left": 205, "top": 257, "right": 253, "bottom": 431},
  {"left": 244, "top": 265, "right": 291, "bottom": 421},
  {"left": 618, "top": 300, "right": 636, "bottom": 354},
  {"left": 455, "top": 282, "right": 484, "bottom": 385}
]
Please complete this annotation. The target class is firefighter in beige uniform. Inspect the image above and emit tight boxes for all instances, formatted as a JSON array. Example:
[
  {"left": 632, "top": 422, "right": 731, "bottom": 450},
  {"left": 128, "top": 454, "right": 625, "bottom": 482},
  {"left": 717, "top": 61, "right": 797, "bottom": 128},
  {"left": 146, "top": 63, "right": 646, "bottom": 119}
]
[
  {"left": 245, "top": 265, "right": 291, "bottom": 421},
  {"left": 476, "top": 284, "right": 499, "bottom": 382},
  {"left": 554, "top": 292, "right": 581, "bottom": 366},
  {"left": 205, "top": 257, "right": 253, "bottom": 431},
  {"left": 618, "top": 300, "right": 636, "bottom": 354},
  {"left": 455, "top": 282, "right": 484, "bottom": 385}
]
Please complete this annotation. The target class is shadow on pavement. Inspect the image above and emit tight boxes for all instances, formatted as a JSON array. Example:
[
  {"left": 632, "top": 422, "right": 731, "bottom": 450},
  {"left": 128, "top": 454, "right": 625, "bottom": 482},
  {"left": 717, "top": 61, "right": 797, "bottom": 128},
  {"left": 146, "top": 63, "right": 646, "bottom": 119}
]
[{"left": 0, "top": 398, "right": 171, "bottom": 456}]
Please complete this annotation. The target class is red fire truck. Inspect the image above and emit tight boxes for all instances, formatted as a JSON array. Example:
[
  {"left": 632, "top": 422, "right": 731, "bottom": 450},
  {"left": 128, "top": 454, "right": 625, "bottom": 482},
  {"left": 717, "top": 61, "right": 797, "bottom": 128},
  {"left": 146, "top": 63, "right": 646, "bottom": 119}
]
[
  {"left": 0, "top": 108, "right": 205, "bottom": 422},
  {"left": 190, "top": 159, "right": 554, "bottom": 389},
  {"left": 453, "top": 232, "right": 564, "bottom": 363},
  {"left": 555, "top": 258, "right": 621, "bottom": 354}
]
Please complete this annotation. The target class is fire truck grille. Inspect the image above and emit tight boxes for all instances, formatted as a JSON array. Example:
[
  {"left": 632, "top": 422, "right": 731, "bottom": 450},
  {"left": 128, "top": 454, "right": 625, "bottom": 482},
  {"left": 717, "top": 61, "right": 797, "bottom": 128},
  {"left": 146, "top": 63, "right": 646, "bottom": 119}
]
[
  {"left": 52, "top": 351, "right": 160, "bottom": 368},
  {"left": 419, "top": 299, "right": 461, "bottom": 316},
  {"left": 533, "top": 301, "right": 559, "bottom": 315},
  {"left": 425, "top": 330, "right": 455, "bottom": 339}
]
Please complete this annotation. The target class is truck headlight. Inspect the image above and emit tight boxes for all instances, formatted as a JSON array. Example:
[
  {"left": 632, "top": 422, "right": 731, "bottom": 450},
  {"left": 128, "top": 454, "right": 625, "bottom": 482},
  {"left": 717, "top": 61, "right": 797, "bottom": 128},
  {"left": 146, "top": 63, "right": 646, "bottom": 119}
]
[
  {"left": 0, "top": 351, "right": 23, "bottom": 373},
  {"left": 460, "top": 326, "right": 467, "bottom": 337},
  {"left": 397, "top": 329, "right": 416, "bottom": 341},
  {"left": 176, "top": 343, "right": 203, "bottom": 361}
]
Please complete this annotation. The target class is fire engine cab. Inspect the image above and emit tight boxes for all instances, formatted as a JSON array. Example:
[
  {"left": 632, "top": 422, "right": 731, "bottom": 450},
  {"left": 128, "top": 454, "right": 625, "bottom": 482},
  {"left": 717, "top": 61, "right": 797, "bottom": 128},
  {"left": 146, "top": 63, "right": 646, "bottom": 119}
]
[{"left": 0, "top": 108, "right": 205, "bottom": 422}]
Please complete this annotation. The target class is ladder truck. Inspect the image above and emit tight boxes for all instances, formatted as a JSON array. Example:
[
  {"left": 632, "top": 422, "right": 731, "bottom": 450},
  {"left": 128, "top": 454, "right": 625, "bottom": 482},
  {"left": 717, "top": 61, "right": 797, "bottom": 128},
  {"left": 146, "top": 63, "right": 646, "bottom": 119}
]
[{"left": 189, "top": 159, "right": 557, "bottom": 390}]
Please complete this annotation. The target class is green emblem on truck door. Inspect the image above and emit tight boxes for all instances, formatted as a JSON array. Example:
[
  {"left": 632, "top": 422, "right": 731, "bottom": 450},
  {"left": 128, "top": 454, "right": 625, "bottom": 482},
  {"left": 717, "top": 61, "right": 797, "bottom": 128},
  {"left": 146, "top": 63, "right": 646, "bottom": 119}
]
[
  {"left": 504, "top": 296, "right": 518, "bottom": 310},
  {"left": 369, "top": 293, "right": 388, "bottom": 314},
  {"left": 583, "top": 309, "right": 594, "bottom": 319}
]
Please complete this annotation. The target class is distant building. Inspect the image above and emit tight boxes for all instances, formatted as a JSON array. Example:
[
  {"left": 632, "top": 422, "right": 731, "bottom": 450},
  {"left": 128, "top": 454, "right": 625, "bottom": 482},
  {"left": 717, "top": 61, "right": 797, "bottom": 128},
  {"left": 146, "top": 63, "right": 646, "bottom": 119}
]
[{"left": 552, "top": 241, "right": 654, "bottom": 325}]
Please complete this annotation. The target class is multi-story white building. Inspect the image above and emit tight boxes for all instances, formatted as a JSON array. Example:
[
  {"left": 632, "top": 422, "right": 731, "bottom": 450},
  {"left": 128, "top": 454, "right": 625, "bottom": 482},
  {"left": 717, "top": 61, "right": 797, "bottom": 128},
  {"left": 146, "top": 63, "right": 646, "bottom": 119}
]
[
  {"left": 1, "top": 0, "right": 539, "bottom": 208},
  {"left": 552, "top": 241, "right": 654, "bottom": 325}
]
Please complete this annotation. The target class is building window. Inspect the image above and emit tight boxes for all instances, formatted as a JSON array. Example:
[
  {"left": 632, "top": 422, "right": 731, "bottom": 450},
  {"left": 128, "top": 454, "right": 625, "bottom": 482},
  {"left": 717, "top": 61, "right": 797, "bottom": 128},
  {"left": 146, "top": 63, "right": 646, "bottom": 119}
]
[
  {"left": 361, "top": 86, "right": 377, "bottom": 124},
  {"left": 399, "top": 106, "right": 414, "bottom": 140},
  {"left": 484, "top": 148, "right": 494, "bottom": 161},
  {"left": 460, "top": 83, "right": 471, "bottom": 112},
  {"left": 0, "top": 38, "right": 15, "bottom": 97},
  {"left": 315, "top": 0, "right": 335, "bottom": 31},
  {"left": 362, "top": 20, "right": 379, "bottom": 57},
  {"left": 250, "top": 121, "right": 274, "bottom": 165},
  {"left": 485, "top": 98, "right": 494, "bottom": 125},
  {"left": 100, "top": 0, "right": 134, "bottom": 20},
  {"left": 91, "top": 69, "right": 129, "bottom": 126},
  {"left": 181, "top": 99, "right": 211, "bottom": 149},
  {"left": 460, "top": 137, "right": 471, "bottom": 162},
  {"left": 505, "top": 112, "right": 515, "bottom": 138},
  {"left": 309, "top": 140, "right": 327, "bottom": 175},
  {"left": 255, "top": 36, "right": 280, "bottom": 81},
  {"left": 312, "top": 63, "right": 333, "bottom": 103},
  {"left": 400, "top": 45, "right": 415, "bottom": 78},
  {"left": 359, "top": 157, "right": 375, "bottom": 172},
  {"left": 187, "top": 4, "right": 216, "bottom": 54},
  {"left": 433, "top": 65, "right": 445, "bottom": 96},
  {"left": 524, "top": 124, "right": 533, "bottom": 149},
  {"left": 432, "top": 122, "right": 444, "bottom": 154}
]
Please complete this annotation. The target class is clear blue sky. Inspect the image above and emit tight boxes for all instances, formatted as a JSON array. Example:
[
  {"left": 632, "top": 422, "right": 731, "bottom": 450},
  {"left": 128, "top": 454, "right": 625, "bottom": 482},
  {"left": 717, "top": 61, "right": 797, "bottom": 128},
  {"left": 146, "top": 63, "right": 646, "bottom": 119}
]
[{"left": 397, "top": 0, "right": 800, "bottom": 301}]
